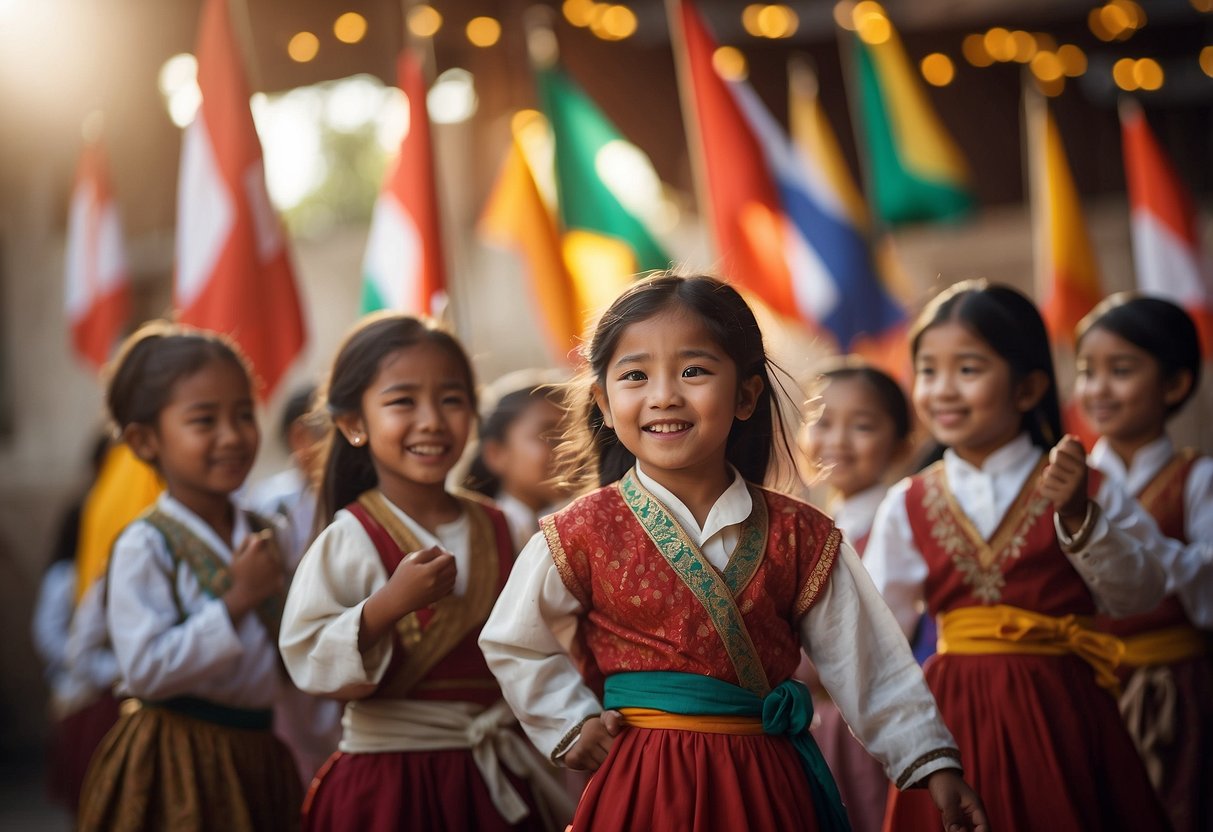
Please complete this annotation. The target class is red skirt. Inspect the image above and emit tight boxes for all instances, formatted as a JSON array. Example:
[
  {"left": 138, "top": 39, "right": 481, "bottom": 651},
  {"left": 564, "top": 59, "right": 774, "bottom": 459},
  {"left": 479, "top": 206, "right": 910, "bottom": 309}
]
[
  {"left": 883, "top": 653, "right": 1170, "bottom": 832},
  {"left": 569, "top": 726, "right": 820, "bottom": 831},
  {"left": 813, "top": 699, "right": 888, "bottom": 832},
  {"left": 303, "top": 749, "right": 544, "bottom": 832},
  {"left": 47, "top": 693, "right": 121, "bottom": 813},
  {"left": 1119, "top": 655, "right": 1213, "bottom": 832}
]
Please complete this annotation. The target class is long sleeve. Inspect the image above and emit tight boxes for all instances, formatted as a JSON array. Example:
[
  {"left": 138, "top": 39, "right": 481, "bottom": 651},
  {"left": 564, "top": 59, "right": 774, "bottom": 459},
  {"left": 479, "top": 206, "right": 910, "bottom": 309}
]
[
  {"left": 802, "top": 543, "right": 960, "bottom": 789},
  {"left": 479, "top": 530, "right": 602, "bottom": 762},
  {"left": 31, "top": 560, "right": 76, "bottom": 684},
  {"left": 65, "top": 578, "right": 119, "bottom": 692},
  {"left": 279, "top": 510, "right": 395, "bottom": 699},
  {"left": 862, "top": 478, "right": 928, "bottom": 638}
]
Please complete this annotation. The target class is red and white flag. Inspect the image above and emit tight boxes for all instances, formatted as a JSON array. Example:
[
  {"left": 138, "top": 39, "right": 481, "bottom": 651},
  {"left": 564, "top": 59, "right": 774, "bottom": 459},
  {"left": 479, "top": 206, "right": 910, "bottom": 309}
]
[
  {"left": 65, "top": 139, "right": 130, "bottom": 370},
  {"left": 176, "top": 0, "right": 305, "bottom": 398},
  {"left": 1121, "top": 99, "right": 1213, "bottom": 355}
]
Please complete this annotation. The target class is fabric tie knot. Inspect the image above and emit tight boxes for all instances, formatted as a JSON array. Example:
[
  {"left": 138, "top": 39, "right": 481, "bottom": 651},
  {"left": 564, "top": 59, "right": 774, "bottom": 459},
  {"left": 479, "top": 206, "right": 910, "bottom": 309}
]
[{"left": 761, "top": 679, "right": 812, "bottom": 737}]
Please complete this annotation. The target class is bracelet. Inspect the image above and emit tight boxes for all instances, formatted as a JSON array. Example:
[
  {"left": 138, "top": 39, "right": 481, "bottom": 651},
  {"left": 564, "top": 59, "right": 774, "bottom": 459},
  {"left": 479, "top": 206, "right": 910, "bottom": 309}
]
[{"left": 1059, "top": 501, "right": 1101, "bottom": 553}]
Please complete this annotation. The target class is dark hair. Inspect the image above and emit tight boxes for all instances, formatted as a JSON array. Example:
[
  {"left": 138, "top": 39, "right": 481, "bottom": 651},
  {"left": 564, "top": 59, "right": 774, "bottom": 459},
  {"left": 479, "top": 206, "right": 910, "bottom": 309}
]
[
  {"left": 815, "top": 358, "right": 912, "bottom": 442},
  {"left": 105, "top": 320, "right": 252, "bottom": 433},
  {"left": 280, "top": 385, "right": 318, "bottom": 442},
  {"left": 316, "top": 313, "right": 477, "bottom": 525},
  {"left": 465, "top": 383, "right": 562, "bottom": 498},
  {"left": 1076, "top": 292, "right": 1202, "bottom": 416},
  {"left": 910, "top": 279, "right": 1062, "bottom": 450},
  {"left": 559, "top": 271, "right": 793, "bottom": 491}
]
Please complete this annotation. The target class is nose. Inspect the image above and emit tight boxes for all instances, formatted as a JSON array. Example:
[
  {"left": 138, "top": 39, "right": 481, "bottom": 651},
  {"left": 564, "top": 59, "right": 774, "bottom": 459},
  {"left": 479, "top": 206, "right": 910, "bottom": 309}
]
[
  {"left": 648, "top": 375, "right": 685, "bottom": 408},
  {"left": 415, "top": 397, "right": 444, "bottom": 431}
]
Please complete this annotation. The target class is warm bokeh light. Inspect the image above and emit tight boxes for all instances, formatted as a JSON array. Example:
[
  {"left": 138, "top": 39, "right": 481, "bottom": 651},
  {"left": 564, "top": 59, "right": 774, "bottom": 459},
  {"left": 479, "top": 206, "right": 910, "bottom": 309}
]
[
  {"left": 1037, "top": 76, "right": 1065, "bottom": 97},
  {"left": 466, "top": 16, "right": 501, "bottom": 47},
  {"left": 1201, "top": 46, "right": 1213, "bottom": 76},
  {"left": 407, "top": 4, "right": 442, "bottom": 38},
  {"left": 1057, "top": 44, "right": 1087, "bottom": 77},
  {"left": 1113, "top": 0, "right": 1146, "bottom": 28},
  {"left": 1133, "top": 57, "right": 1163, "bottom": 90},
  {"left": 593, "top": 4, "right": 638, "bottom": 40},
  {"left": 833, "top": 0, "right": 857, "bottom": 30},
  {"left": 1193, "top": 0, "right": 1213, "bottom": 12},
  {"left": 158, "top": 53, "right": 197, "bottom": 96},
  {"left": 713, "top": 46, "right": 748, "bottom": 81},
  {"left": 1030, "top": 51, "right": 1063, "bottom": 83},
  {"left": 287, "top": 31, "right": 320, "bottom": 63},
  {"left": 1113, "top": 57, "right": 1138, "bottom": 90},
  {"left": 920, "top": 53, "right": 955, "bottom": 86},
  {"left": 563, "top": 0, "right": 596, "bottom": 27},
  {"left": 757, "top": 5, "right": 799, "bottom": 39},
  {"left": 1010, "top": 30, "right": 1036, "bottom": 63},
  {"left": 1100, "top": 2, "right": 1131, "bottom": 37},
  {"left": 983, "top": 28, "right": 1015, "bottom": 63},
  {"left": 333, "top": 12, "right": 368, "bottom": 44},
  {"left": 1089, "top": 7, "right": 1112, "bottom": 41},
  {"left": 962, "top": 34, "right": 992, "bottom": 67},
  {"left": 742, "top": 4, "right": 764, "bottom": 36},
  {"left": 1033, "top": 32, "right": 1058, "bottom": 53},
  {"left": 854, "top": 3, "right": 890, "bottom": 46},
  {"left": 428, "top": 67, "right": 477, "bottom": 124}
]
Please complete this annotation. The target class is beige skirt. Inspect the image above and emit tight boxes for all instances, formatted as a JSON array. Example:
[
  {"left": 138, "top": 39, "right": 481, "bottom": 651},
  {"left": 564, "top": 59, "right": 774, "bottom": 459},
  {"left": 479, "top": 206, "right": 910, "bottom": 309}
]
[{"left": 78, "top": 698, "right": 303, "bottom": 831}]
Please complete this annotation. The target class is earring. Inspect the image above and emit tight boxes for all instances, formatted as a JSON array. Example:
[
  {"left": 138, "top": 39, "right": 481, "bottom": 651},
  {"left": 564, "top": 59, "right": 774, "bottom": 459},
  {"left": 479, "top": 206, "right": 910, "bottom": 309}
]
[{"left": 351, "top": 435, "right": 363, "bottom": 446}]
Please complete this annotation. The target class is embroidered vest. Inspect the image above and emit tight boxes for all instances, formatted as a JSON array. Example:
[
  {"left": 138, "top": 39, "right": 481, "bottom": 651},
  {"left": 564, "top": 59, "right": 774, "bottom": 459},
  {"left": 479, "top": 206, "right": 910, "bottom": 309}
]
[
  {"left": 347, "top": 489, "right": 514, "bottom": 707},
  {"left": 1099, "top": 450, "right": 1202, "bottom": 638},
  {"left": 542, "top": 474, "right": 841, "bottom": 696},
  {"left": 906, "top": 459, "right": 1103, "bottom": 618}
]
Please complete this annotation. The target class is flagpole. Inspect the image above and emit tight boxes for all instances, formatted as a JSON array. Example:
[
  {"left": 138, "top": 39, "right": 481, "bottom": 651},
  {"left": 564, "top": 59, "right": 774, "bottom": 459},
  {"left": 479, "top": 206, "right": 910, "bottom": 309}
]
[
  {"left": 662, "top": 0, "right": 716, "bottom": 266},
  {"left": 227, "top": 0, "right": 262, "bottom": 92}
]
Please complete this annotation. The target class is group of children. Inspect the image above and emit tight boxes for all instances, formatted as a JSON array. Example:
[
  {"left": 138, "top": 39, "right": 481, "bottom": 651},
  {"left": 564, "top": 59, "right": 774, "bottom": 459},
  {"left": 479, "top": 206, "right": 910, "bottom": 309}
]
[{"left": 37, "top": 271, "right": 1211, "bottom": 831}]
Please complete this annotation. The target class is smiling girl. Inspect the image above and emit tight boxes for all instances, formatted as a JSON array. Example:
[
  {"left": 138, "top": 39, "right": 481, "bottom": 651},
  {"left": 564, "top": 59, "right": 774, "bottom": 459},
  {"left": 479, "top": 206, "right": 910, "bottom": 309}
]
[
  {"left": 865, "top": 279, "right": 1172, "bottom": 831},
  {"left": 481, "top": 273, "right": 987, "bottom": 832}
]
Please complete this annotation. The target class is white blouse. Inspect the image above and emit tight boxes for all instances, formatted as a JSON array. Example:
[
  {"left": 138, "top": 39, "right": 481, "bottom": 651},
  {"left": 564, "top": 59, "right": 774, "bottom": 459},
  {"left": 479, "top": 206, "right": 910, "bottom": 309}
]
[
  {"left": 831, "top": 483, "right": 888, "bottom": 548},
  {"left": 1090, "top": 435, "right": 1213, "bottom": 626},
  {"left": 106, "top": 493, "right": 281, "bottom": 708},
  {"left": 479, "top": 464, "right": 961, "bottom": 788},
  {"left": 864, "top": 433, "right": 1168, "bottom": 637}
]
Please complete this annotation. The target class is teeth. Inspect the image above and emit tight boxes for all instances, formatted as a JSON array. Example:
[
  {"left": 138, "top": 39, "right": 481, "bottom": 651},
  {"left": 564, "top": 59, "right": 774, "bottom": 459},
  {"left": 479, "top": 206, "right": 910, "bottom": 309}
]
[
  {"left": 645, "top": 423, "right": 690, "bottom": 433},
  {"left": 409, "top": 445, "right": 445, "bottom": 455}
]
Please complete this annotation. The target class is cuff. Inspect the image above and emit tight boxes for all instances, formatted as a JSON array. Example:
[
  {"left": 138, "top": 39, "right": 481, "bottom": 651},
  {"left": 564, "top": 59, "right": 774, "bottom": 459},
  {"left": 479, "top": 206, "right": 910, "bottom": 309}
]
[
  {"left": 201, "top": 597, "right": 245, "bottom": 656},
  {"left": 895, "top": 747, "right": 963, "bottom": 789},
  {"left": 550, "top": 713, "right": 599, "bottom": 766},
  {"left": 1055, "top": 502, "right": 1103, "bottom": 555}
]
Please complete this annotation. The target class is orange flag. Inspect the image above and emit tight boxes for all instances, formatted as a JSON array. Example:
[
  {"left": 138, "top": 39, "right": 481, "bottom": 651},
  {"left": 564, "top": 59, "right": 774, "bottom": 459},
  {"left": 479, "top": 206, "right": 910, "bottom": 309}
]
[{"left": 175, "top": 0, "right": 305, "bottom": 398}]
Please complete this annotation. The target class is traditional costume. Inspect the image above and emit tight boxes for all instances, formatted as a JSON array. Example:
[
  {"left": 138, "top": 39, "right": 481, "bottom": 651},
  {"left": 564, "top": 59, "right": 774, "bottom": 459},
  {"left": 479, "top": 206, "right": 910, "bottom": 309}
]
[
  {"left": 1091, "top": 436, "right": 1213, "bottom": 832},
  {"left": 481, "top": 465, "right": 961, "bottom": 832},
  {"left": 279, "top": 489, "right": 571, "bottom": 832},
  {"left": 77, "top": 493, "right": 301, "bottom": 832},
  {"left": 866, "top": 433, "right": 1171, "bottom": 831}
]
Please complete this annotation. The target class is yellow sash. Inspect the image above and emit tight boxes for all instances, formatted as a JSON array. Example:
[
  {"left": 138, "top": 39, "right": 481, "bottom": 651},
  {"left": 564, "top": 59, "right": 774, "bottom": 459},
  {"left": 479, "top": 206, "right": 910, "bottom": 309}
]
[
  {"left": 1120, "top": 626, "right": 1210, "bottom": 668},
  {"left": 937, "top": 604, "right": 1125, "bottom": 693},
  {"left": 617, "top": 707, "right": 765, "bottom": 735}
]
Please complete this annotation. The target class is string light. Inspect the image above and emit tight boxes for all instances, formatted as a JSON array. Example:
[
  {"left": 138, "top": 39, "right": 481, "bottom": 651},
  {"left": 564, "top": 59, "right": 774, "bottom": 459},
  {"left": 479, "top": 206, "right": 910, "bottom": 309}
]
[
  {"left": 983, "top": 28, "right": 1015, "bottom": 63},
  {"left": 1201, "top": 46, "right": 1213, "bottom": 76},
  {"left": 854, "top": 3, "right": 891, "bottom": 46},
  {"left": 1030, "top": 51, "right": 1063, "bottom": 83},
  {"left": 1010, "top": 30, "right": 1037, "bottom": 63},
  {"left": 920, "top": 52, "right": 955, "bottom": 86},
  {"left": 592, "top": 5, "right": 637, "bottom": 41},
  {"left": 1113, "top": 57, "right": 1138, "bottom": 90},
  {"left": 1133, "top": 58, "right": 1163, "bottom": 90},
  {"left": 287, "top": 32, "right": 319, "bottom": 62},
  {"left": 1057, "top": 45, "right": 1087, "bottom": 77},
  {"left": 333, "top": 12, "right": 367, "bottom": 44},
  {"left": 962, "top": 34, "right": 992, "bottom": 67},
  {"left": 407, "top": 4, "right": 442, "bottom": 38},
  {"left": 563, "top": 0, "right": 596, "bottom": 28},
  {"left": 713, "top": 46, "right": 748, "bottom": 81},
  {"left": 466, "top": 16, "right": 501, "bottom": 48}
]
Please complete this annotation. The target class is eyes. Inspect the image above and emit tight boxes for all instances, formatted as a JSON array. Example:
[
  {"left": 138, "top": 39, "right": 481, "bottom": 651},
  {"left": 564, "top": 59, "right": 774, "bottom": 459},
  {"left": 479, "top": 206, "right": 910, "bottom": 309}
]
[
  {"left": 617, "top": 365, "right": 711, "bottom": 383},
  {"left": 383, "top": 391, "right": 471, "bottom": 409}
]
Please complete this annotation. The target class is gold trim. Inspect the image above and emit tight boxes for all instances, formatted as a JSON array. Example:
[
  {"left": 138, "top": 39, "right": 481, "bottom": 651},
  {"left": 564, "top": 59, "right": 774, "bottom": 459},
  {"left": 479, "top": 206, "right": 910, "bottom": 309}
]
[
  {"left": 542, "top": 514, "right": 590, "bottom": 608},
  {"left": 358, "top": 490, "right": 500, "bottom": 699},
  {"left": 895, "top": 747, "right": 961, "bottom": 790},
  {"left": 721, "top": 484, "right": 769, "bottom": 595},
  {"left": 794, "top": 526, "right": 842, "bottom": 619},
  {"left": 938, "top": 457, "right": 1049, "bottom": 567},
  {"left": 1137, "top": 448, "right": 1198, "bottom": 511}
]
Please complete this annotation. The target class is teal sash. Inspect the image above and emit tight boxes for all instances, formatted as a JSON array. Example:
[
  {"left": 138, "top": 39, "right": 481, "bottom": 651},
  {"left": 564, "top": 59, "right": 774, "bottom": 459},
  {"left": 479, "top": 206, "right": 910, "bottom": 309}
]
[{"left": 604, "top": 670, "right": 851, "bottom": 832}]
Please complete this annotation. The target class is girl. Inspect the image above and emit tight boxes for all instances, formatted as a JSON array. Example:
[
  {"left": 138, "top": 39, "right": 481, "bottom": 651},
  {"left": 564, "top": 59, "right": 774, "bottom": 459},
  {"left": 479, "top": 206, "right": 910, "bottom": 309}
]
[
  {"left": 864, "top": 279, "right": 1171, "bottom": 831},
  {"left": 77, "top": 322, "right": 301, "bottom": 831},
  {"left": 465, "top": 371, "right": 570, "bottom": 552},
  {"left": 1076, "top": 292, "right": 1213, "bottom": 832},
  {"left": 278, "top": 313, "right": 570, "bottom": 832},
  {"left": 797, "top": 360, "right": 912, "bottom": 832},
  {"left": 480, "top": 273, "right": 988, "bottom": 832}
]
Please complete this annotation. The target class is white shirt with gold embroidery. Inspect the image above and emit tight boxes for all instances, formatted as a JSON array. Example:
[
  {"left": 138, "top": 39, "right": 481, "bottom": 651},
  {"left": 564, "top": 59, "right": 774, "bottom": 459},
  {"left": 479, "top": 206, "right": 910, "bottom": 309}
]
[{"left": 479, "top": 463, "right": 961, "bottom": 789}]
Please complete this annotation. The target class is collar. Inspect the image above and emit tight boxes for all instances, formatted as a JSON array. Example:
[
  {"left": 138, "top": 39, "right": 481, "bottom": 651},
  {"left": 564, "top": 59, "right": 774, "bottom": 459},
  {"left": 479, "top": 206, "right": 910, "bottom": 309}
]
[
  {"left": 1090, "top": 434, "right": 1175, "bottom": 490},
  {"left": 833, "top": 483, "right": 887, "bottom": 542},
  {"left": 157, "top": 492, "right": 249, "bottom": 556},
  {"left": 944, "top": 432, "right": 1037, "bottom": 478},
  {"left": 634, "top": 462, "right": 753, "bottom": 544},
  {"left": 379, "top": 490, "right": 468, "bottom": 549}
]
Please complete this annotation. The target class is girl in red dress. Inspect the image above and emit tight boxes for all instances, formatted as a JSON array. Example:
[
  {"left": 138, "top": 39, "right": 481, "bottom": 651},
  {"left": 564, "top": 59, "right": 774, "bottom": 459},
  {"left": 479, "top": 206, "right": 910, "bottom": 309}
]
[
  {"left": 1076, "top": 293, "right": 1213, "bottom": 832},
  {"left": 481, "top": 273, "right": 988, "bottom": 832},
  {"left": 865, "top": 279, "right": 1172, "bottom": 831}
]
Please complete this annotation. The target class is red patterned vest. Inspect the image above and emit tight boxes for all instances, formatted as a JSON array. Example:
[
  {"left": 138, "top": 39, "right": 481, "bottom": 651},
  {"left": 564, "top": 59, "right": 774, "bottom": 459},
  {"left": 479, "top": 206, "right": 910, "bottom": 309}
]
[
  {"left": 541, "top": 479, "right": 842, "bottom": 691},
  {"left": 906, "top": 458, "right": 1103, "bottom": 618},
  {"left": 347, "top": 493, "right": 515, "bottom": 708},
  {"left": 1099, "top": 450, "right": 1201, "bottom": 638}
]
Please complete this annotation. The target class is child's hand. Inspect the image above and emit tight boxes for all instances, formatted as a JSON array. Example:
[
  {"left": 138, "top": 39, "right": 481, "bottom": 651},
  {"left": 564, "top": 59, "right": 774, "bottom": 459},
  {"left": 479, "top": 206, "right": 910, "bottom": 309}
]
[
  {"left": 225, "top": 529, "right": 285, "bottom": 622},
  {"left": 359, "top": 546, "right": 457, "bottom": 652},
  {"left": 564, "top": 710, "right": 626, "bottom": 771},
  {"left": 1040, "top": 434, "right": 1090, "bottom": 533},
  {"left": 925, "top": 769, "right": 990, "bottom": 832}
]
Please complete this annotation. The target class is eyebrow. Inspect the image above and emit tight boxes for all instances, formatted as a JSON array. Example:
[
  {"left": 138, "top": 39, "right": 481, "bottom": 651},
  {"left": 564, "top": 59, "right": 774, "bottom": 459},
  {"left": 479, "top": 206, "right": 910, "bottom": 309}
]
[
  {"left": 613, "top": 348, "right": 721, "bottom": 368},
  {"left": 378, "top": 381, "right": 468, "bottom": 395}
]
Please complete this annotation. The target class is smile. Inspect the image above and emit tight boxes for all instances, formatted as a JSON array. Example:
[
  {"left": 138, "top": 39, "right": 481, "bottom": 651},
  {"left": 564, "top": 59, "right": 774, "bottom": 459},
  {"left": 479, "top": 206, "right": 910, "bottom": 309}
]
[
  {"left": 931, "top": 409, "right": 968, "bottom": 426},
  {"left": 644, "top": 422, "right": 691, "bottom": 434},
  {"left": 407, "top": 444, "right": 448, "bottom": 456}
]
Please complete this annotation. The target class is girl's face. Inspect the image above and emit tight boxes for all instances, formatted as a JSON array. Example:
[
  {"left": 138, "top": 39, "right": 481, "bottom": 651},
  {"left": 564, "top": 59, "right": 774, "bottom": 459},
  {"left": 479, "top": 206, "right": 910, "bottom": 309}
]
[
  {"left": 485, "top": 398, "right": 567, "bottom": 510},
  {"left": 593, "top": 307, "right": 761, "bottom": 490},
  {"left": 340, "top": 342, "right": 474, "bottom": 505},
  {"left": 1075, "top": 327, "right": 1177, "bottom": 447},
  {"left": 803, "top": 377, "right": 903, "bottom": 499},
  {"left": 134, "top": 358, "right": 258, "bottom": 513},
  {"left": 913, "top": 321, "right": 1043, "bottom": 467}
]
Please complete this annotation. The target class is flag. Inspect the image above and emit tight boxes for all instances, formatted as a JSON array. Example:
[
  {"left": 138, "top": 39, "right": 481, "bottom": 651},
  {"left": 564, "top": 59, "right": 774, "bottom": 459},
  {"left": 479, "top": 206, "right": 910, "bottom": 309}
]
[
  {"left": 1121, "top": 100, "right": 1213, "bottom": 355},
  {"left": 845, "top": 3, "right": 972, "bottom": 225},
  {"left": 479, "top": 110, "right": 581, "bottom": 363},
  {"left": 534, "top": 58, "right": 669, "bottom": 315},
  {"left": 668, "top": 0, "right": 905, "bottom": 354},
  {"left": 65, "top": 138, "right": 130, "bottom": 370},
  {"left": 362, "top": 49, "right": 446, "bottom": 316},
  {"left": 175, "top": 0, "right": 305, "bottom": 399},
  {"left": 1028, "top": 92, "right": 1102, "bottom": 345},
  {"left": 74, "top": 443, "right": 163, "bottom": 603}
]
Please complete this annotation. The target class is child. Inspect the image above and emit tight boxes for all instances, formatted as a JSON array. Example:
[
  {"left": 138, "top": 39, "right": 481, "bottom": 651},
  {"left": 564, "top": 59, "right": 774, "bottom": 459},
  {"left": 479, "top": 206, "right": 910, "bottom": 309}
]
[
  {"left": 278, "top": 313, "right": 571, "bottom": 832},
  {"left": 1076, "top": 292, "right": 1213, "bottom": 832},
  {"left": 864, "top": 279, "right": 1171, "bottom": 831},
  {"left": 480, "top": 273, "right": 988, "bottom": 832},
  {"left": 797, "top": 359, "right": 911, "bottom": 832},
  {"left": 77, "top": 322, "right": 301, "bottom": 831},
  {"left": 465, "top": 370, "right": 570, "bottom": 552}
]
